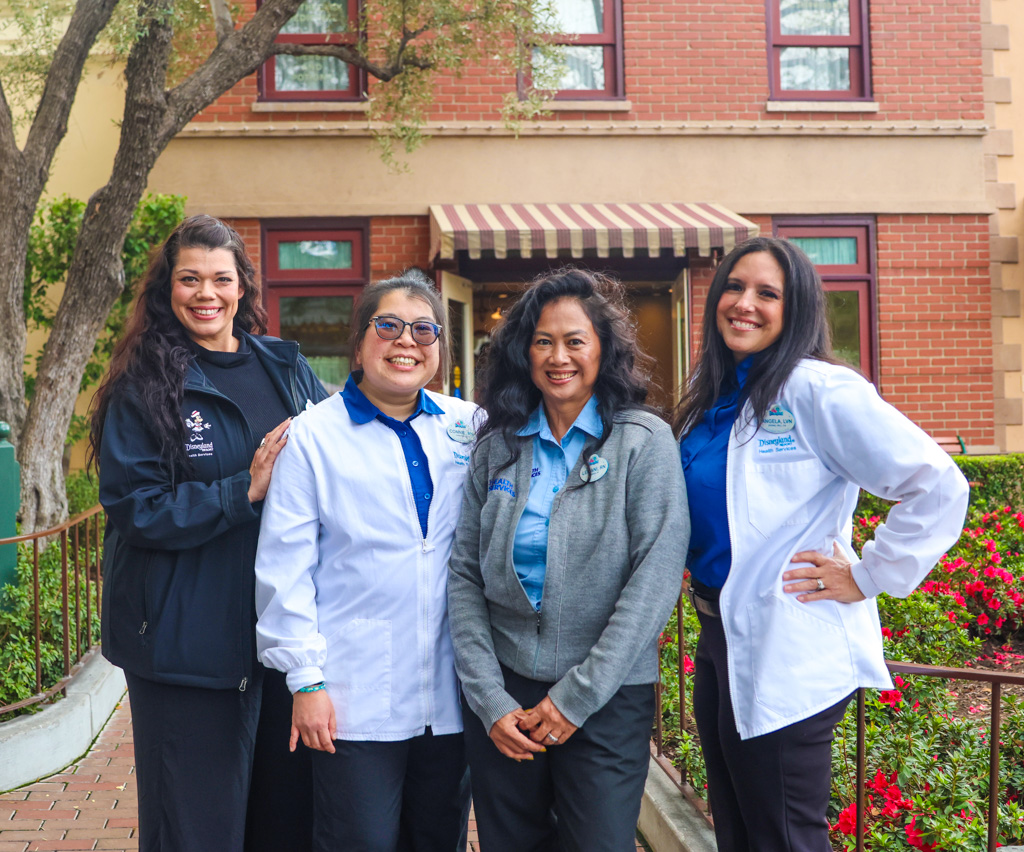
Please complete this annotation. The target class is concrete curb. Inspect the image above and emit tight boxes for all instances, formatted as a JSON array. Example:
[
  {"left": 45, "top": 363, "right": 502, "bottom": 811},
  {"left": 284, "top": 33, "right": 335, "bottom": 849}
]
[
  {"left": 639, "top": 757, "right": 718, "bottom": 852},
  {"left": 0, "top": 653, "right": 126, "bottom": 792}
]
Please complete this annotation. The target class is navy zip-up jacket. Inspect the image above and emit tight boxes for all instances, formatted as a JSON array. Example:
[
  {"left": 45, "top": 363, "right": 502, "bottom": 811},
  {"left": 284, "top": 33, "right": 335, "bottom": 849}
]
[{"left": 99, "top": 332, "right": 328, "bottom": 690}]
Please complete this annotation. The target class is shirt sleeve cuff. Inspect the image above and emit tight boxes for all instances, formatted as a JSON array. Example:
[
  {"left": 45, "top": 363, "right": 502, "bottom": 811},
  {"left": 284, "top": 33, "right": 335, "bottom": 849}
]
[
  {"left": 285, "top": 667, "right": 325, "bottom": 694},
  {"left": 850, "top": 561, "right": 882, "bottom": 600}
]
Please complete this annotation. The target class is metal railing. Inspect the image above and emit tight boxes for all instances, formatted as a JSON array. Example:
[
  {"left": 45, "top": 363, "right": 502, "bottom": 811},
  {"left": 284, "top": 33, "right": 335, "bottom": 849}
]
[
  {"left": 0, "top": 505, "right": 104, "bottom": 717},
  {"left": 652, "top": 594, "right": 1024, "bottom": 851}
]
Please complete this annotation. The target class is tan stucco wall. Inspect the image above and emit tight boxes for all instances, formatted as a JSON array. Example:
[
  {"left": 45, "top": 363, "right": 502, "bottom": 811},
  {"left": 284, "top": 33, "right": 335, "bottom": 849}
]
[
  {"left": 991, "top": 0, "right": 1024, "bottom": 451},
  {"left": 148, "top": 132, "right": 990, "bottom": 219}
]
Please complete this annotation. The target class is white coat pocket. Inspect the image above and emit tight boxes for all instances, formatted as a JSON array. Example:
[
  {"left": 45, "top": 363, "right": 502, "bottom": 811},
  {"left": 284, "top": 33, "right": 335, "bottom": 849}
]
[
  {"left": 746, "top": 595, "right": 854, "bottom": 717},
  {"left": 744, "top": 459, "right": 832, "bottom": 538},
  {"left": 323, "top": 618, "right": 392, "bottom": 733}
]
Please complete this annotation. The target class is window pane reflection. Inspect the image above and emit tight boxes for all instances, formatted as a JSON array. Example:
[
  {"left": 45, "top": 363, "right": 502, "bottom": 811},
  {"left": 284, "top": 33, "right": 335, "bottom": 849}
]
[
  {"left": 826, "top": 290, "right": 861, "bottom": 370},
  {"left": 534, "top": 46, "right": 605, "bottom": 91},
  {"left": 549, "top": 0, "right": 603, "bottom": 34},
  {"left": 279, "top": 296, "right": 353, "bottom": 393},
  {"left": 278, "top": 240, "right": 353, "bottom": 270},
  {"left": 789, "top": 236, "right": 858, "bottom": 265},
  {"left": 779, "top": 0, "right": 850, "bottom": 36},
  {"left": 780, "top": 46, "right": 850, "bottom": 91},
  {"left": 282, "top": 0, "right": 350, "bottom": 34},
  {"left": 275, "top": 56, "right": 349, "bottom": 92}
]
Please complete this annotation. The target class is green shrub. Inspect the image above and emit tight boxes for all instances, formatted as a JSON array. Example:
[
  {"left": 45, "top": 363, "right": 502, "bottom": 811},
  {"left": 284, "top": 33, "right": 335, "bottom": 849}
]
[{"left": 64, "top": 471, "right": 99, "bottom": 517}]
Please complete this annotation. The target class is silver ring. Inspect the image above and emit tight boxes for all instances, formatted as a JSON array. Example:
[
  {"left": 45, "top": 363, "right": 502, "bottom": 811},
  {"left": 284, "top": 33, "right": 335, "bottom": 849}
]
[
  {"left": 546, "top": 733, "right": 559, "bottom": 744},
  {"left": 259, "top": 439, "right": 267, "bottom": 449},
  {"left": 815, "top": 578, "right": 825, "bottom": 592}
]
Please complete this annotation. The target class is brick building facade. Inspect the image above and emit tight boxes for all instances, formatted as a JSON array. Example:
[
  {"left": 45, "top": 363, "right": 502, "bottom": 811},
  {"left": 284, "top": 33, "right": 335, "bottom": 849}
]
[{"left": 149, "top": 0, "right": 998, "bottom": 449}]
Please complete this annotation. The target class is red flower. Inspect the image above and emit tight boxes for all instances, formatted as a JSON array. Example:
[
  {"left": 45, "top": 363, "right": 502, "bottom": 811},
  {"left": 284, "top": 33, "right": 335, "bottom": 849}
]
[
  {"left": 977, "top": 613, "right": 990, "bottom": 626},
  {"left": 682, "top": 654, "right": 695, "bottom": 674},
  {"left": 879, "top": 689, "right": 903, "bottom": 707},
  {"left": 832, "top": 802, "right": 858, "bottom": 836},
  {"left": 904, "top": 816, "right": 938, "bottom": 851}
]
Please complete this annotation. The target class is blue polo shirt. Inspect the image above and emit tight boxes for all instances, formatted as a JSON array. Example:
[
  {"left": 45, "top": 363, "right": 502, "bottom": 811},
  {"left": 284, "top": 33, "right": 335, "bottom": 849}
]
[
  {"left": 341, "top": 374, "right": 444, "bottom": 539},
  {"left": 513, "top": 395, "right": 603, "bottom": 611},
  {"left": 679, "top": 356, "right": 753, "bottom": 589}
]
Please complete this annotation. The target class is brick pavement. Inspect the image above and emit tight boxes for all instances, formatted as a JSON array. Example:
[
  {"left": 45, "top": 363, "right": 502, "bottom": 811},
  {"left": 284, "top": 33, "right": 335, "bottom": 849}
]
[{"left": 1, "top": 697, "right": 648, "bottom": 851}]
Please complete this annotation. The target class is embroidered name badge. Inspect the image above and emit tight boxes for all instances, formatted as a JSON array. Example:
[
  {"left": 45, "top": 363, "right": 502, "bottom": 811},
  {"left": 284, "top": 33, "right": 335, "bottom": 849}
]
[
  {"left": 447, "top": 420, "right": 476, "bottom": 444},
  {"left": 761, "top": 403, "right": 795, "bottom": 434},
  {"left": 184, "top": 409, "right": 214, "bottom": 458},
  {"left": 579, "top": 454, "right": 609, "bottom": 483},
  {"left": 487, "top": 477, "right": 516, "bottom": 497}
]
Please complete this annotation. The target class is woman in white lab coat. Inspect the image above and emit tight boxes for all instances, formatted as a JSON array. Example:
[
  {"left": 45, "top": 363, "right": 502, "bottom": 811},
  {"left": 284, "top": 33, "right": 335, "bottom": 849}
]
[
  {"left": 674, "top": 236, "right": 969, "bottom": 852},
  {"left": 254, "top": 269, "right": 479, "bottom": 852}
]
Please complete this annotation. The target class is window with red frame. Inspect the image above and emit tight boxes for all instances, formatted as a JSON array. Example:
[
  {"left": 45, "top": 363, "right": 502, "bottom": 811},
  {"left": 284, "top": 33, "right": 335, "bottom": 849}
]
[
  {"left": 533, "top": 0, "right": 623, "bottom": 99},
  {"left": 259, "top": 0, "right": 363, "bottom": 102},
  {"left": 767, "top": 0, "right": 870, "bottom": 100},
  {"left": 774, "top": 219, "right": 876, "bottom": 381},
  {"left": 263, "top": 220, "right": 369, "bottom": 393}
]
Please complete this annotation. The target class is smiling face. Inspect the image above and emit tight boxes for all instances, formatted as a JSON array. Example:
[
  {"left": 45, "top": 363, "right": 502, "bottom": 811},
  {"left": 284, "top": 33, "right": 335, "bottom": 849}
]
[
  {"left": 354, "top": 289, "right": 441, "bottom": 419},
  {"left": 715, "top": 250, "right": 786, "bottom": 363},
  {"left": 529, "top": 297, "right": 602, "bottom": 420},
  {"left": 170, "top": 247, "right": 243, "bottom": 352}
]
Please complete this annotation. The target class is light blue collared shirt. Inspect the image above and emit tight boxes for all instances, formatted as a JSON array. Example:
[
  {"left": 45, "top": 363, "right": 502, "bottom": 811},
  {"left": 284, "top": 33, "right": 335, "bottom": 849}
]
[
  {"left": 513, "top": 395, "right": 604, "bottom": 610},
  {"left": 341, "top": 374, "right": 445, "bottom": 538}
]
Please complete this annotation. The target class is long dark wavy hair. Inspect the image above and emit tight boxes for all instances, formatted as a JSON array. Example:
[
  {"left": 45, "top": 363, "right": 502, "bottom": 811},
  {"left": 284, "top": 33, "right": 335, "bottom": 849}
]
[
  {"left": 672, "top": 236, "right": 836, "bottom": 438},
  {"left": 89, "top": 215, "right": 267, "bottom": 478},
  {"left": 478, "top": 267, "right": 654, "bottom": 472}
]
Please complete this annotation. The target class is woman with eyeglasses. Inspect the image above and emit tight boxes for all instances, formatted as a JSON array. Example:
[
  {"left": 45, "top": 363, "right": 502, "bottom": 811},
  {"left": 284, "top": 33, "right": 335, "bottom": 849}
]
[{"left": 254, "top": 269, "right": 478, "bottom": 851}]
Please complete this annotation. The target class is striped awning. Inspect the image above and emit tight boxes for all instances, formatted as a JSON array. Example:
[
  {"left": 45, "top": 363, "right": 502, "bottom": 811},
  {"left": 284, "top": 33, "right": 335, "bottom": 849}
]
[{"left": 429, "top": 202, "right": 759, "bottom": 260}]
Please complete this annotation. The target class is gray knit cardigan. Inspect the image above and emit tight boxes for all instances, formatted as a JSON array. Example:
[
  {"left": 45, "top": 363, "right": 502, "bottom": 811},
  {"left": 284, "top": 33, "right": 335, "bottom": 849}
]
[{"left": 447, "top": 408, "right": 690, "bottom": 732}]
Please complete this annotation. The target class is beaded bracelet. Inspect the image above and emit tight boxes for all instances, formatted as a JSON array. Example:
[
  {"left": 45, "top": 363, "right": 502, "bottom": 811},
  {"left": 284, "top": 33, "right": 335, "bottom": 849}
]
[{"left": 298, "top": 682, "right": 326, "bottom": 693}]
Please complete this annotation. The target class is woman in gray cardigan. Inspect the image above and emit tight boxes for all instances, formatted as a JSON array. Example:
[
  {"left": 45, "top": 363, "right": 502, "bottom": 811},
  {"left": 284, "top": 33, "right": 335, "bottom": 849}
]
[{"left": 447, "top": 269, "right": 689, "bottom": 852}]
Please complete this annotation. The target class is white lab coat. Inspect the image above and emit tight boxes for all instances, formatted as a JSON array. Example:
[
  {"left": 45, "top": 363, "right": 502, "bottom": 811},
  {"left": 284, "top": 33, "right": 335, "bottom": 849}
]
[
  {"left": 719, "top": 359, "right": 969, "bottom": 739},
  {"left": 255, "top": 390, "right": 479, "bottom": 741}
]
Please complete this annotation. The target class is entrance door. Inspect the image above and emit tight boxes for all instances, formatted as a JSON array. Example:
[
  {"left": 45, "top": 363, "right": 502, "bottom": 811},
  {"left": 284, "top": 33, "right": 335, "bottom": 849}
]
[
  {"left": 670, "top": 268, "right": 690, "bottom": 404},
  {"left": 440, "top": 271, "right": 475, "bottom": 400}
]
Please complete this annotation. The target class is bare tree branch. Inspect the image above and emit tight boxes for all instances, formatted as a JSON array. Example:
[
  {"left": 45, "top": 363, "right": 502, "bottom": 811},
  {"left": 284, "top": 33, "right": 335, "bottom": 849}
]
[
  {"left": 23, "top": 0, "right": 121, "bottom": 177},
  {"left": 209, "top": 0, "right": 235, "bottom": 43},
  {"left": 270, "top": 41, "right": 431, "bottom": 80}
]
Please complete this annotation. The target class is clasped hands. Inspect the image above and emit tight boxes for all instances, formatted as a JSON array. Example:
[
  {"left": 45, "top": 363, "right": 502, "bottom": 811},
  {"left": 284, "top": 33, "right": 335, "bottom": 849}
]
[{"left": 489, "top": 696, "right": 578, "bottom": 761}]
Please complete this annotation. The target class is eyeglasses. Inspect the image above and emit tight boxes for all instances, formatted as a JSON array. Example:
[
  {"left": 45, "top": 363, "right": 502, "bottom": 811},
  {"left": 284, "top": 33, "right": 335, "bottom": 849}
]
[{"left": 368, "top": 316, "right": 442, "bottom": 345}]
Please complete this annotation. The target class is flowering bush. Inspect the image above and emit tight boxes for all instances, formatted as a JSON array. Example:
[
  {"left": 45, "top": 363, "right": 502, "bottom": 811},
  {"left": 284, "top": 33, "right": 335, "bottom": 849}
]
[{"left": 659, "top": 500, "right": 1024, "bottom": 851}]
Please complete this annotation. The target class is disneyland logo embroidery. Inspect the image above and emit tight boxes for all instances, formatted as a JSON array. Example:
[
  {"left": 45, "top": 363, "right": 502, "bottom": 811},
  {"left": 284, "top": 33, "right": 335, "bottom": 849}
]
[
  {"left": 761, "top": 402, "right": 795, "bottom": 434},
  {"left": 757, "top": 434, "right": 798, "bottom": 455},
  {"left": 452, "top": 449, "right": 471, "bottom": 466},
  {"left": 487, "top": 477, "right": 516, "bottom": 497},
  {"left": 184, "top": 410, "right": 214, "bottom": 458}
]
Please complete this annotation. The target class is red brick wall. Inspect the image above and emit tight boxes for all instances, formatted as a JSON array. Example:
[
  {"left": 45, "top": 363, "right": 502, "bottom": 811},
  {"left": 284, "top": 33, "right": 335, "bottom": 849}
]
[
  {"left": 370, "top": 216, "right": 432, "bottom": 279},
  {"left": 224, "top": 218, "right": 262, "bottom": 272},
  {"left": 875, "top": 214, "right": 992, "bottom": 445},
  {"left": 196, "top": 0, "right": 983, "bottom": 125}
]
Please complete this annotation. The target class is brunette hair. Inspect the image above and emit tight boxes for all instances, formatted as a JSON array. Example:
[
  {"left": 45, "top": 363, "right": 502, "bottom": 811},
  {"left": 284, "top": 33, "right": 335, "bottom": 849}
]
[
  {"left": 477, "top": 267, "right": 654, "bottom": 471},
  {"left": 348, "top": 268, "right": 451, "bottom": 384},
  {"left": 671, "top": 236, "right": 835, "bottom": 438},
  {"left": 89, "top": 215, "right": 267, "bottom": 477}
]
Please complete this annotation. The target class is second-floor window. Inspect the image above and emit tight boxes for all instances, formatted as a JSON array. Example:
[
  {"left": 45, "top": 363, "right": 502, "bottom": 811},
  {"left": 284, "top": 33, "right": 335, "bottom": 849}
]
[
  {"left": 534, "top": 0, "right": 623, "bottom": 99},
  {"left": 767, "top": 0, "right": 870, "bottom": 100},
  {"left": 260, "top": 0, "right": 362, "bottom": 102}
]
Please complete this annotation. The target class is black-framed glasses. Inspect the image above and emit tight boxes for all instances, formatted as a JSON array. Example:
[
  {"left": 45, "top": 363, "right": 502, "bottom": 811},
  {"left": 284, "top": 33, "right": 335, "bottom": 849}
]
[{"left": 368, "top": 316, "right": 442, "bottom": 345}]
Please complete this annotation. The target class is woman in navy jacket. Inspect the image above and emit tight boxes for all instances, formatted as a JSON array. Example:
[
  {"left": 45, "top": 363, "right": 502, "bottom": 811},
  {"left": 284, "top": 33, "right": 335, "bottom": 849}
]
[{"left": 90, "top": 216, "right": 327, "bottom": 852}]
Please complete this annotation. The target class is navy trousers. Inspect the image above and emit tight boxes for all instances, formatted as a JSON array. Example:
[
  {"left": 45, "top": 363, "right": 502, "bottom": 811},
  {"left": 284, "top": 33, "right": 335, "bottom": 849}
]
[
  {"left": 462, "top": 665, "right": 654, "bottom": 852},
  {"left": 126, "top": 669, "right": 263, "bottom": 852},
  {"left": 245, "top": 666, "right": 314, "bottom": 852},
  {"left": 309, "top": 727, "right": 470, "bottom": 852},
  {"left": 693, "top": 610, "right": 853, "bottom": 852}
]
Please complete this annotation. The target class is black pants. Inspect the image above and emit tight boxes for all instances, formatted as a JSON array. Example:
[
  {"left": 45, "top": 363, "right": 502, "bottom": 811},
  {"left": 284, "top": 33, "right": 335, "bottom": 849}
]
[
  {"left": 126, "top": 668, "right": 264, "bottom": 852},
  {"left": 309, "top": 727, "right": 470, "bottom": 852},
  {"left": 693, "top": 610, "right": 852, "bottom": 852},
  {"left": 462, "top": 665, "right": 654, "bottom": 852},
  {"left": 245, "top": 666, "right": 314, "bottom": 852}
]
